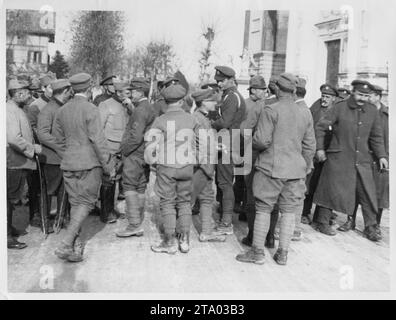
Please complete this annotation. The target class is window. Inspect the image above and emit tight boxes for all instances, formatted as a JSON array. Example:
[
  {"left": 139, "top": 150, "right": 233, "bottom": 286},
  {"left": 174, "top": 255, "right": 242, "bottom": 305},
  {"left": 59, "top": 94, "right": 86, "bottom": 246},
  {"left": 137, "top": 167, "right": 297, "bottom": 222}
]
[{"left": 27, "top": 51, "right": 42, "bottom": 64}]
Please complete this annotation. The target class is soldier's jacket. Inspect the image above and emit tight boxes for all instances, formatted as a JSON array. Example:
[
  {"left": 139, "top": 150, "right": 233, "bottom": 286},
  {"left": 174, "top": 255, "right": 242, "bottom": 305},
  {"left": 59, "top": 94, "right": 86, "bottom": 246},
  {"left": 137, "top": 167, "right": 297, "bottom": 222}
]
[
  {"left": 295, "top": 98, "right": 308, "bottom": 109},
  {"left": 152, "top": 97, "right": 168, "bottom": 117},
  {"left": 265, "top": 95, "right": 278, "bottom": 106},
  {"left": 52, "top": 95, "right": 112, "bottom": 174},
  {"left": 6, "top": 100, "right": 36, "bottom": 170},
  {"left": 212, "top": 86, "right": 246, "bottom": 131},
  {"left": 37, "top": 98, "right": 65, "bottom": 165},
  {"left": 310, "top": 98, "right": 334, "bottom": 151},
  {"left": 148, "top": 104, "right": 201, "bottom": 168},
  {"left": 313, "top": 97, "right": 386, "bottom": 214},
  {"left": 26, "top": 94, "right": 51, "bottom": 139},
  {"left": 193, "top": 108, "right": 217, "bottom": 178},
  {"left": 98, "top": 96, "right": 130, "bottom": 153},
  {"left": 240, "top": 97, "right": 265, "bottom": 132},
  {"left": 120, "top": 98, "right": 156, "bottom": 159},
  {"left": 93, "top": 92, "right": 112, "bottom": 106},
  {"left": 253, "top": 95, "right": 316, "bottom": 179}
]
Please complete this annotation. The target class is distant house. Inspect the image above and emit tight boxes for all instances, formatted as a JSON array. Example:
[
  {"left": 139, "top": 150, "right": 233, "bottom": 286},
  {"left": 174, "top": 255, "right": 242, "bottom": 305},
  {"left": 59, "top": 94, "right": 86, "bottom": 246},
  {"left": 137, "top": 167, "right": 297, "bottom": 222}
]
[{"left": 6, "top": 9, "right": 56, "bottom": 76}]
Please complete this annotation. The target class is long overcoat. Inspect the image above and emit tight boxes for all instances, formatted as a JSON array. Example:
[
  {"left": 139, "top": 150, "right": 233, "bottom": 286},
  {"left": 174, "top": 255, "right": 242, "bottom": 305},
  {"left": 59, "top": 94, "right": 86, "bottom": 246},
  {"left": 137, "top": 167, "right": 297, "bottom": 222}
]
[{"left": 313, "top": 97, "right": 387, "bottom": 215}]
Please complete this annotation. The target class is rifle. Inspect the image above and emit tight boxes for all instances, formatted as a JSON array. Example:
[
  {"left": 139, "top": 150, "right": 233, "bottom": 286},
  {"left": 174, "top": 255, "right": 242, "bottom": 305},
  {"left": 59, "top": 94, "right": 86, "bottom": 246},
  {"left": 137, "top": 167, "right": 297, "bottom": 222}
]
[{"left": 34, "top": 155, "right": 49, "bottom": 237}]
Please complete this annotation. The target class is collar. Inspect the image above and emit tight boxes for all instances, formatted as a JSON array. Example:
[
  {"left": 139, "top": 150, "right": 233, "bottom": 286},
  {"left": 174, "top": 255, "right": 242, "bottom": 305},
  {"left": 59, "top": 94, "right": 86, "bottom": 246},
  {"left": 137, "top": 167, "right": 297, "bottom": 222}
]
[
  {"left": 41, "top": 93, "right": 51, "bottom": 103},
  {"left": 165, "top": 104, "right": 184, "bottom": 113},
  {"left": 222, "top": 86, "right": 237, "bottom": 97},
  {"left": 295, "top": 98, "right": 305, "bottom": 103},
  {"left": 52, "top": 97, "right": 64, "bottom": 106},
  {"left": 74, "top": 93, "right": 88, "bottom": 100},
  {"left": 136, "top": 98, "right": 149, "bottom": 108}
]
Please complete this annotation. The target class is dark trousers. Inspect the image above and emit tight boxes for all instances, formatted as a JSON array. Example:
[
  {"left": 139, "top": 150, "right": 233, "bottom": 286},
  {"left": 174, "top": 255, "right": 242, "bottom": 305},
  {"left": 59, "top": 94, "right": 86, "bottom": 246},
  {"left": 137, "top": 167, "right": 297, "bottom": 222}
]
[
  {"left": 26, "top": 169, "right": 40, "bottom": 219},
  {"left": 316, "top": 171, "right": 377, "bottom": 227},
  {"left": 302, "top": 161, "right": 323, "bottom": 217},
  {"left": 216, "top": 163, "right": 234, "bottom": 224},
  {"left": 233, "top": 173, "right": 246, "bottom": 206}
]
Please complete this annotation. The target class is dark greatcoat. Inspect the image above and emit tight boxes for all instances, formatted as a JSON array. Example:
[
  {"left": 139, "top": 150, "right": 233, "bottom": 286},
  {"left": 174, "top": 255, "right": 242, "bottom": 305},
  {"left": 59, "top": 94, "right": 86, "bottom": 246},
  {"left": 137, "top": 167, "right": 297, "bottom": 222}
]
[
  {"left": 313, "top": 97, "right": 387, "bottom": 215},
  {"left": 373, "top": 103, "right": 389, "bottom": 209}
]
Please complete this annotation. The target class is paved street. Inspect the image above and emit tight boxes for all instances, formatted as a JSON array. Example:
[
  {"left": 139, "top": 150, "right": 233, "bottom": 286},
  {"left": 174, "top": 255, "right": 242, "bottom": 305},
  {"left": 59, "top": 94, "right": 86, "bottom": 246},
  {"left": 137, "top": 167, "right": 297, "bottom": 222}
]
[{"left": 8, "top": 180, "right": 390, "bottom": 293}]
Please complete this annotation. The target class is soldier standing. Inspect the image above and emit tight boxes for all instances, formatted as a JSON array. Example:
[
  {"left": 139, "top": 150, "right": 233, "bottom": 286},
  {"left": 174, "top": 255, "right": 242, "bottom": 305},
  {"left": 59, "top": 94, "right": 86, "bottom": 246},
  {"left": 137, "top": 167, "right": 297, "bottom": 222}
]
[
  {"left": 301, "top": 84, "right": 338, "bottom": 228},
  {"left": 190, "top": 88, "right": 226, "bottom": 242},
  {"left": 37, "top": 79, "right": 73, "bottom": 232},
  {"left": 7, "top": 80, "right": 42, "bottom": 249},
  {"left": 98, "top": 80, "right": 132, "bottom": 223},
  {"left": 313, "top": 80, "right": 388, "bottom": 241},
  {"left": 148, "top": 84, "right": 200, "bottom": 254},
  {"left": 93, "top": 75, "right": 116, "bottom": 106},
  {"left": 53, "top": 73, "right": 115, "bottom": 262},
  {"left": 236, "top": 73, "right": 316, "bottom": 265},
  {"left": 211, "top": 66, "right": 246, "bottom": 235},
  {"left": 116, "top": 78, "right": 156, "bottom": 237}
]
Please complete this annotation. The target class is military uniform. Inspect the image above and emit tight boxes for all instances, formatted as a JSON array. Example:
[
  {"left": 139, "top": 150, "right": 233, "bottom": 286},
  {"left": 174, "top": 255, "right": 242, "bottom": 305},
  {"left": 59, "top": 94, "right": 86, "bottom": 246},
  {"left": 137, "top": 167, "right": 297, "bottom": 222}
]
[
  {"left": 149, "top": 84, "right": 200, "bottom": 254},
  {"left": 190, "top": 89, "right": 225, "bottom": 242},
  {"left": 313, "top": 80, "right": 387, "bottom": 241},
  {"left": 116, "top": 78, "right": 156, "bottom": 237},
  {"left": 53, "top": 73, "right": 114, "bottom": 262},
  {"left": 301, "top": 84, "right": 338, "bottom": 224},
  {"left": 98, "top": 80, "right": 131, "bottom": 223},
  {"left": 236, "top": 73, "right": 316, "bottom": 265},
  {"left": 211, "top": 66, "right": 246, "bottom": 232},
  {"left": 37, "top": 79, "right": 72, "bottom": 228},
  {"left": 7, "top": 80, "right": 39, "bottom": 249}
]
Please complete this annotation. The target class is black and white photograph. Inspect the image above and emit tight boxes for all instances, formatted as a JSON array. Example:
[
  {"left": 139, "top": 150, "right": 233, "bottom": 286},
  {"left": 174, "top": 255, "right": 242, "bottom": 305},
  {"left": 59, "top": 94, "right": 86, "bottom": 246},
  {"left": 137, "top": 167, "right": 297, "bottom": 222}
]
[{"left": 1, "top": 0, "right": 395, "bottom": 300}]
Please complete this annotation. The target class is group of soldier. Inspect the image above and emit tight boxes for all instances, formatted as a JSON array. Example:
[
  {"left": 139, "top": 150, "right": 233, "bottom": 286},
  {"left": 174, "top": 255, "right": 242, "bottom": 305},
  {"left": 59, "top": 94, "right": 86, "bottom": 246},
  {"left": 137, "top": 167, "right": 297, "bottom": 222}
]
[{"left": 6, "top": 63, "right": 389, "bottom": 266}]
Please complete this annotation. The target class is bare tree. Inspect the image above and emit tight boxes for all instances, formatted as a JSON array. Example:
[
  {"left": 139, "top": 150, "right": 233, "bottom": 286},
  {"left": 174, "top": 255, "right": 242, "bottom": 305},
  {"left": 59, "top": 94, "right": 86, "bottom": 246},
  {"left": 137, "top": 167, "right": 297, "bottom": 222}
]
[{"left": 198, "top": 24, "right": 216, "bottom": 85}]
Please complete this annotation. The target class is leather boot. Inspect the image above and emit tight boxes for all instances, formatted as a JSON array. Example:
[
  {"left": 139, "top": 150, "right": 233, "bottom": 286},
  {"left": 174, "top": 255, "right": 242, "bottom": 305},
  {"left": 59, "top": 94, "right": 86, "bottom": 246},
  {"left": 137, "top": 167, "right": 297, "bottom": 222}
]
[
  {"left": 116, "top": 192, "right": 144, "bottom": 237},
  {"left": 273, "top": 248, "right": 288, "bottom": 265},
  {"left": 67, "top": 236, "right": 84, "bottom": 263},
  {"left": 100, "top": 185, "right": 117, "bottom": 224},
  {"left": 178, "top": 232, "right": 190, "bottom": 253},
  {"left": 151, "top": 234, "right": 178, "bottom": 254},
  {"left": 54, "top": 242, "right": 74, "bottom": 260},
  {"left": 8, "top": 237, "right": 27, "bottom": 249},
  {"left": 265, "top": 232, "right": 275, "bottom": 248},
  {"left": 364, "top": 225, "right": 382, "bottom": 242},
  {"left": 338, "top": 216, "right": 356, "bottom": 232}
]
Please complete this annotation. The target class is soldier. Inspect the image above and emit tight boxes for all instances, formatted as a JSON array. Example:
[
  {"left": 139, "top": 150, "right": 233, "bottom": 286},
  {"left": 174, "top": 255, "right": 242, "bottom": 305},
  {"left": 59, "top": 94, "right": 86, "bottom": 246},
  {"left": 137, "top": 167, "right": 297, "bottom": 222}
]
[
  {"left": 295, "top": 77, "right": 308, "bottom": 108},
  {"left": 236, "top": 73, "right": 316, "bottom": 265},
  {"left": 53, "top": 73, "right": 115, "bottom": 262},
  {"left": 93, "top": 75, "right": 116, "bottom": 106},
  {"left": 301, "top": 84, "right": 338, "bottom": 227},
  {"left": 312, "top": 80, "right": 388, "bottom": 242},
  {"left": 239, "top": 75, "right": 277, "bottom": 248},
  {"left": 97, "top": 79, "right": 132, "bottom": 223},
  {"left": 26, "top": 73, "right": 57, "bottom": 137},
  {"left": 7, "top": 79, "right": 42, "bottom": 249},
  {"left": 265, "top": 75, "right": 279, "bottom": 105},
  {"left": 190, "top": 88, "right": 226, "bottom": 242},
  {"left": 37, "top": 79, "right": 73, "bottom": 232},
  {"left": 147, "top": 84, "right": 200, "bottom": 254},
  {"left": 116, "top": 78, "right": 156, "bottom": 237},
  {"left": 211, "top": 66, "right": 246, "bottom": 235},
  {"left": 338, "top": 84, "right": 389, "bottom": 233},
  {"left": 337, "top": 87, "right": 351, "bottom": 100}
]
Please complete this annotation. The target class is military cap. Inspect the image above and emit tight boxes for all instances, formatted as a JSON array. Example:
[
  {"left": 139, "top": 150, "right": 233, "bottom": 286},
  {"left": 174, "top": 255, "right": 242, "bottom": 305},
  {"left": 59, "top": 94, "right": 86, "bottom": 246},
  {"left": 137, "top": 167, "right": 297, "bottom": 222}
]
[
  {"left": 320, "top": 84, "right": 338, "bottom": 96},
  {"left": 161, "top": 84, "right": 186, "bottom": 103},
  {"left": 191, "top": 88, "right": 217, "bottom": 102},
  {"left": 276, "top": 73, "right": 298, "bottom": 92},
  {"left": 112, "top": 79, "right": 130, "bottom": 91},
  {"left": 8, "top": 79, "right": 30, "bottom": 90},
  {"left": 248, "top": 75, "right": 267, "bottom": 90},
  {"left": 370, "top": 84, "right": 384, "bottom": 95},
  {"left": 351, "top": 79, "right": 372, "bottom": 94},
  {"left": 69, "top": 73, "right": 92, "bottom": 91},
  {"left": 39, "top": 73, "right": 56, "bottom": 87},
  {"left": 100, "top": 75, "right": 116, "bottom": 86},
  {"left": 130, "top": 77, "right": 150, "bottom": 91},
  {"left": 337, "top": 87, "right": 350, "bottom": 95},
  {"left": 201, "top": 82, "right": 219, "bottom": 90},
  {"left": 29, "top": 78, "right": 41, "bottom": 90},
  {"left": 214, "top": 66, "right": 236, "bottom": 81},
  {"left": 163, "top": 77, "right": 179, "bottom": 88},
  {"left": 51, "top": 79, "right": 71, "bottom": 91},
  {"left": 296, "top": 77, "right": 307, "bottom": 89}
]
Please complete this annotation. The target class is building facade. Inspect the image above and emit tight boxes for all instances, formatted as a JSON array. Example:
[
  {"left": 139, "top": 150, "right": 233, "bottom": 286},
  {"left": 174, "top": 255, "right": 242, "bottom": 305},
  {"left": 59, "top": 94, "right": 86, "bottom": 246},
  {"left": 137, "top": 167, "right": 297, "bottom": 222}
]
[{"left": 240, "top": 9, "right": 391, "bottom": 105}]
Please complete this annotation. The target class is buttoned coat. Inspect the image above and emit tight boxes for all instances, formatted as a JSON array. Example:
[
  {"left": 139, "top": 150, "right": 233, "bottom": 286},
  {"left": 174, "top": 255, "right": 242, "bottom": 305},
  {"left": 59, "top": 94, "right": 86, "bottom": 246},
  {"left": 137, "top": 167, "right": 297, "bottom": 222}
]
[
  {"left": 313, "top": 97, "right": 387, "bottom": 215},
  {"left": 27, "top": 94, "right": 51, "bottom": 137},
  {"left": 37, "top": 98, "right": 64, "bottom": 165},
  {"left": 6, "top": 100, "right": 36, "bottom": 170},
  {"left": 52, "top": 95, "right": 112, "bottom": 173}
]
